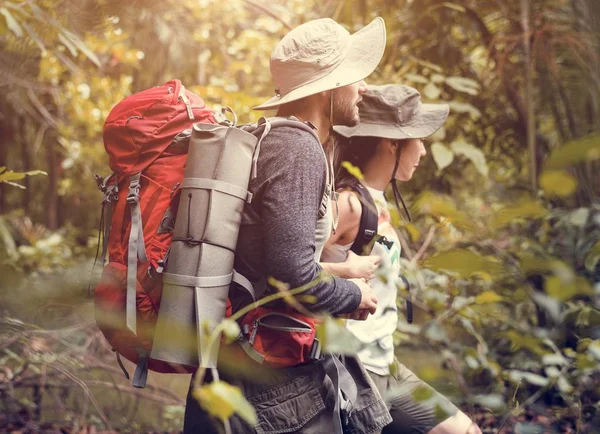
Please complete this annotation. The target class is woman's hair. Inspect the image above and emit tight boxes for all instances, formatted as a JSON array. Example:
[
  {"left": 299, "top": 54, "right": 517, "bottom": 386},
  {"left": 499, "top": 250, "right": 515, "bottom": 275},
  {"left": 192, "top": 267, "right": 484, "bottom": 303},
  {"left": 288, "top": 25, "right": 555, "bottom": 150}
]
[
  {"left": 331, "top": 134, "right": 382, "bottom": 189},
  {"left": 330, "top": 133, "right": 412, "bottom": 221}
]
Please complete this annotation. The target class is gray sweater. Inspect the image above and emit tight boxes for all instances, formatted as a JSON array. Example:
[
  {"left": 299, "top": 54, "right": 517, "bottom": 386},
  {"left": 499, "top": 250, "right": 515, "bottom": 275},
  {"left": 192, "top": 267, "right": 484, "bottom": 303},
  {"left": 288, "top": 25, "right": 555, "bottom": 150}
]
[{"left": 232, "top": 126, "right": 361, "bottom": 314}]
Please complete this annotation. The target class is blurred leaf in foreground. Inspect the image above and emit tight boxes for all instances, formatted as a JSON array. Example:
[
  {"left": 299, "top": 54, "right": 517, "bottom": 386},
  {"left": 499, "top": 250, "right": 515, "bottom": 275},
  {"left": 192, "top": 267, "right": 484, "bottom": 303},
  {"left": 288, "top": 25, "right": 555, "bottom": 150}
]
[{"left": 194, "top": 380, "right": 257, "bottom": 426}]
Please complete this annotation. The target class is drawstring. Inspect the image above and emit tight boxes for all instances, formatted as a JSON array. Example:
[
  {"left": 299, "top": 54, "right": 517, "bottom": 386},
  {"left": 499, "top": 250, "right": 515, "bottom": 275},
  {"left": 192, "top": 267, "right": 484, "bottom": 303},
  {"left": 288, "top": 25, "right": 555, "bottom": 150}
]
[{"left": 389, "top": 143, "right": 412, "bottom": 222}]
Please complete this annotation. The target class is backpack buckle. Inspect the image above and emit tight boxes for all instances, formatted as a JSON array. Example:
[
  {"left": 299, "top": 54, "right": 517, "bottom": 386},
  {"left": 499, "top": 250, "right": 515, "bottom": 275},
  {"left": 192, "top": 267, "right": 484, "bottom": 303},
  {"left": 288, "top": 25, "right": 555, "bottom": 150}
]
[
  {"left": 127, "top": 180, "right": 141, "bottom": 204},
  {"left": 103, "top": 185, "right": 119, "bottom": 204}
]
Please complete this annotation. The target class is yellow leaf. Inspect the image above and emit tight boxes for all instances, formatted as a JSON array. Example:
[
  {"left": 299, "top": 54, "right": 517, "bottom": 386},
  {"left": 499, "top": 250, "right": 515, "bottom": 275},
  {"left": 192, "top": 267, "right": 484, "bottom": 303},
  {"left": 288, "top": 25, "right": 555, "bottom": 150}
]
[
  {"left": 540, "top": 170, "right": 578, "bottom": 197},
  {"left": 475, "top": 291, "right": 503, "bottom": 304},
  {"left": 414, "top": 191, "right": 473, "bottom": 231},
  {"left": 491, "top": 200, "right": 548, "bottom": 229},
  {"left": 401, "top": 222, "right": 421, "bottom": 242},
  {"left": 194, "top": 381, "right": 257, "bottom": 425},
  {"left": 341, "top": 161, "right": 363, "bottom": 180},
  {"left": 585, "top": 241, "right": 600, "bottom": 272},
  {"left": 545, "top": 134, "right": 600, "bottom": 170},
  {"left": 545, "top": 275, "right": 593, "bottom": 302},
  {"left": 423, "top": 248, "right": 503, "bottom": 278}
]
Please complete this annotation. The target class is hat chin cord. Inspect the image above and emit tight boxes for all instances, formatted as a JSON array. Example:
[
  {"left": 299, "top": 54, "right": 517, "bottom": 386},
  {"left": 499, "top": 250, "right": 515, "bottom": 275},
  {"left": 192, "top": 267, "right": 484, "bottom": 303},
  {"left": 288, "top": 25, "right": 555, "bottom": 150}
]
[{"left": 389, "top": 144, "right": 412, "bottom": 222}]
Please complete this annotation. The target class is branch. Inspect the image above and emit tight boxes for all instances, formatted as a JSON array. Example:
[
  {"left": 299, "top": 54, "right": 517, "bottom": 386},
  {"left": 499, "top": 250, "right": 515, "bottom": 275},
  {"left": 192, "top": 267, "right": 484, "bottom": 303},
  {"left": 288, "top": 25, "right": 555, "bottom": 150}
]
[
  {"left": 411, "top": 226, "right": 436, "bottom": 264},
  {"left": 243, "top": 0, "right": 293, "bottom": 30}
]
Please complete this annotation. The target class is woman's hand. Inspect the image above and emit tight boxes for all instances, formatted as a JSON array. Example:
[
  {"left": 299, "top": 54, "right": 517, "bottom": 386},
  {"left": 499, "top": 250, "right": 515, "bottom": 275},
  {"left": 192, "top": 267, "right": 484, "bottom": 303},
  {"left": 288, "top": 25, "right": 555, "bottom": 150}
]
[{"left": 344, "top": 251, "right": 381, "bottom": 280}]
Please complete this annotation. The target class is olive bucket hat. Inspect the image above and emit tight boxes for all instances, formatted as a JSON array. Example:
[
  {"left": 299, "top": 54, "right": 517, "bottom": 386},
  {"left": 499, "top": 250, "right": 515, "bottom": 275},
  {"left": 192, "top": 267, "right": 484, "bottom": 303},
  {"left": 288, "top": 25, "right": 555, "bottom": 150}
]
[
  {"left": 254, "top": 17, "right": 386, "bottom": 110},
  {"left": 333, "top": 84, "right": 449, "bottom": 139}
]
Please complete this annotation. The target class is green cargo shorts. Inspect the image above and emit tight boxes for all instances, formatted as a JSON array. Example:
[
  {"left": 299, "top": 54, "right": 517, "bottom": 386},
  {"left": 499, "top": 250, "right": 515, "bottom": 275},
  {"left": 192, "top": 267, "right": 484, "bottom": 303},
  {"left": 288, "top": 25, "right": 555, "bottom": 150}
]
[{"left": 368, "top": 360, "right": 459, "bottom": 434}]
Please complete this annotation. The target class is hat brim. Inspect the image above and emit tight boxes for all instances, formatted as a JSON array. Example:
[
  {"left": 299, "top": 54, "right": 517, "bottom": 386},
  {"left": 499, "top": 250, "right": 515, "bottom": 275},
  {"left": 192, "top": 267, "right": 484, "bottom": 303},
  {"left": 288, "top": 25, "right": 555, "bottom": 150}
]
[
  {"left": 334, "top": 103, "right": 450, "bottom": 140},
  {"left": 254, "top": 17, "right": 386, "bottom": 111}
]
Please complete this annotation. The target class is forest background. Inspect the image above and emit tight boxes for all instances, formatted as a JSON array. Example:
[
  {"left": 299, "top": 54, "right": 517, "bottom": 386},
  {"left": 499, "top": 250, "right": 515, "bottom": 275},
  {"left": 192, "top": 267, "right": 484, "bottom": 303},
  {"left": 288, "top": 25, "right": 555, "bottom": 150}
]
[{"left": 0, "top": 0, "right": 599, "bottom": 432}]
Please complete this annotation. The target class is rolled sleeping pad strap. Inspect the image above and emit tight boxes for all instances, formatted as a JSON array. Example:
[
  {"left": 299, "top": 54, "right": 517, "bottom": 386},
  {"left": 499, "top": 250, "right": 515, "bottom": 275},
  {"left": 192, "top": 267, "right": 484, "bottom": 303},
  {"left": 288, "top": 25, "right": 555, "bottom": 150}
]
[
  {"left": 181, "top": 178, "right": 253, "bottom": 203},
  {"left": 163, "top": 272, "right": 234, "bottom": 288},
  {"left": 126, "top": 173, "right": 147, "bottom": 335}
]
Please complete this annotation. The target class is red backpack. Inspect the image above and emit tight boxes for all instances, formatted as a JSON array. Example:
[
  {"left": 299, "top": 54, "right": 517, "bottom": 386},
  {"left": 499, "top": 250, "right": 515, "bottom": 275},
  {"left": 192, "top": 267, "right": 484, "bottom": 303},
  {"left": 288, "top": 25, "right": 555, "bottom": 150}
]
[
  {"left": 94, "top": 80, "right": 327, "bottom": 388},
  {"left": 94, "top": 80, "right": 217, "bottom": 387}
]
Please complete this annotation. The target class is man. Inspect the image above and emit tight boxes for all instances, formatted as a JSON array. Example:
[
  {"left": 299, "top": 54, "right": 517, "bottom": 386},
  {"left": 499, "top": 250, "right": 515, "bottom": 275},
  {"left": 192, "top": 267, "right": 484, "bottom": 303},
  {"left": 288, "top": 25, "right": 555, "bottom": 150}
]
[{"left": 184, "top": 17, "right": 392, "bottom": 433}]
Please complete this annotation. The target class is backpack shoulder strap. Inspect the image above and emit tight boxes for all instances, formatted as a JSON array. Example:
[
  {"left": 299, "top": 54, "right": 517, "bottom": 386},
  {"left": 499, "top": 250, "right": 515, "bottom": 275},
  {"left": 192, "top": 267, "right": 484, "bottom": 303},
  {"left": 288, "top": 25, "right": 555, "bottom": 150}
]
[{"left": 339, "top": 182, "right": 378, "bottom": 256}]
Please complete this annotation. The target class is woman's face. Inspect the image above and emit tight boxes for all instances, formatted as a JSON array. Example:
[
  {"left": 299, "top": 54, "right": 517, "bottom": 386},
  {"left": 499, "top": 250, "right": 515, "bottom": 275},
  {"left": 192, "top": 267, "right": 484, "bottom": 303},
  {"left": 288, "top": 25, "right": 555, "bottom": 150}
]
[{"left": 393, "top": 138, "right": 427, "bottom": 181}]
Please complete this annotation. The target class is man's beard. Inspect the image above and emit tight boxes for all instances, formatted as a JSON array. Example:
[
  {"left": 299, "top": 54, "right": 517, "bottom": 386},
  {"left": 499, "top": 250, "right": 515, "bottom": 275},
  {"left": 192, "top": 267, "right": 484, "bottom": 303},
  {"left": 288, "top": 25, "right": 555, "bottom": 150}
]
[{"left": 331, "top": 91, "right": 359, "bottom": 127}]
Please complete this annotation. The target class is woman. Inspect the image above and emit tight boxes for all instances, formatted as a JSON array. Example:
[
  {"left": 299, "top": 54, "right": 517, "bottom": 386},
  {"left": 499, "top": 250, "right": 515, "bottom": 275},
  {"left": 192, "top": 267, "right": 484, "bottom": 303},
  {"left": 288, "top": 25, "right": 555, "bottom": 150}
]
[{"left": 321, "top": 84, "right": 482, "bottom": 434}]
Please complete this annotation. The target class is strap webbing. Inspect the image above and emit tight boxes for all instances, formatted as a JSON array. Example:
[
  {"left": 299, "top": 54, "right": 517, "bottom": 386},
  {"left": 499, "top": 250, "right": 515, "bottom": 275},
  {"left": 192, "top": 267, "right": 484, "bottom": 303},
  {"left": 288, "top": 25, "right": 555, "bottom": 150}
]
[
  {"left": 126, "top": 173, "right": 147, "bottom": 335},
  {"left": 323, "top": 355, "right": 358, "bottom": 434},
  {"left": 132, "top": 349, "right": 149, "bottom": 388},
  {"left": 349, "top": 184, "right": 378, "bottom": 256},
  {"left": 232, "top": 270, "right": 256, "bottom": 302},
  {"left": 237, "top": 337, "right": 266, "bottom": 364},
  {"left": 181, "top": 178, "right": 252, "bottom": 203},
  {"left": 162, "top": 272, "right": 233, "bottom": 288},
  {"left": 252, "top": 118, "right": 271, "bottom": 179}
]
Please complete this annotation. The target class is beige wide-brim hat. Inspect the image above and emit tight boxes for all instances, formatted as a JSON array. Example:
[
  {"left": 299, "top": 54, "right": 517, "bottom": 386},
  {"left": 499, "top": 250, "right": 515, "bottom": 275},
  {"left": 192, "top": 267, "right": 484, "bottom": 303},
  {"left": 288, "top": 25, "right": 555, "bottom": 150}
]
[
  {"left": 254, "top": 17, "right": 386, "bottom": 110},
  {"left": 334, "top": 84, "right": 449, "bottom": 139}
]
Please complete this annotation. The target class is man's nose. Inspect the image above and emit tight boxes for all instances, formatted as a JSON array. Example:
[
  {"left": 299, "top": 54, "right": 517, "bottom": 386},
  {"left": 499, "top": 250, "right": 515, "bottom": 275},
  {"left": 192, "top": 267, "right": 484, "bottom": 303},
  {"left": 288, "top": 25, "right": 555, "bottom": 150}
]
[{"left": 420, "top": 140, "right": 427, "bottom": 156}]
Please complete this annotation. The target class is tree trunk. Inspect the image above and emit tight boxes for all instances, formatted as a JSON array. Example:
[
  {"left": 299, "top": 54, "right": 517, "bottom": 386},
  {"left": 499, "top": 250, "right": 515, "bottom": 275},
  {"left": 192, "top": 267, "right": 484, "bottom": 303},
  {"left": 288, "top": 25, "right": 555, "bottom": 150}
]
[
  {"left": 46, "top": 137, "right": 59, "bottom": 230},
  {"left": 20, "top": 117, "right": 31, "bottom": 213},
  {"left": 521, "top": 0, "right": 537, "bottom": 193}
]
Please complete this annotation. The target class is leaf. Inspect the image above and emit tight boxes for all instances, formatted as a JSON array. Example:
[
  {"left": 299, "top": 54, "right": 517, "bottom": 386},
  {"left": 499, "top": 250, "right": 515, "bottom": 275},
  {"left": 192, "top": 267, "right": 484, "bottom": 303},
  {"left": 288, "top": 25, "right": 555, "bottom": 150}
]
[
  {"left": 401, "top": 222, "right": 421, "bottom": 242},
  {"left": 542, "top": 353, "right": 568, "bottom": 366},
  {"left": 413, "top": 191, "right": 473, "bottom": 230},
  {"left": 0, "top": 8, "right": 23, "bottom": 37},
  {"left": 450, "top": 140, "right": 488, "bottom": 176},
  {"left": 424, "top": 248, "right": 503, "bottom": 278},
  {"left": 475, "top": 291, "right": 503, "bottom": 304},
  {"left": 404, "top": 73, "right": 429, "bottom": 84},
  {"left": 585, "top": 241, "right": 600, "bottom": 272},
  {"left": 540, "top": 170, "right": 578, "bottom": 197},
  {"left": 58, "top": 32, "right": 78, "bottom": 57},
  {"left": 498, "top": 330, "right": 547, "bottom": 355},
  {"left": 422, "top": 322, "right": 448, "bottom": 342},
  {"left": 474, "top": 394, "right": 506, "bottom": 411},
  {"left": 431, "top": 74, "right": 445, "bottom": 83},
  {"left": 508, "top": 370, "right": 549, "bottom": 387},
  {"left": 445, "top": 76, "right": 480, "bottom": 95},
  {"left": 60, "top": 30, "right": 101, "bottom": 67},
  {"left": 568, "top": 208, "right": 590, "bottom": 227},
  {"left": 423, "top": 82, "right": 441, "bottom": 100},
  {"left": 315, "top": 316, "right": 362, "bottom": 355},
  {"left": 411, "top": 384, "right": 434, "bottom": 402},
  {"left": 545, "top": 134, "right": 600, "bottom": 170},
  {"left": 491, "top": 200, "right": 548, "bottom": 229},
  {"left": 430, "top": 143, "right": 454, "bottom": 171},
  {"left": 529, "top": 291, "right": 562, "bottom": 323},
  {"left": 0, "top": 169, "right": 47, "bottom": 183},
  {"left": 193, "top": 381, "right": 257, "bottom": 425},
  {"left": 447, "top": 101, "right": 481, "bottom": 119},
  {"left": 220, "top": 319, "right": 241, "bottom": 344},
  {"left": 545, "top": 275, "right": 593, "bottom": 302},
  {"left": 341, "top": 161, "right": 363, "bottom": 181}
]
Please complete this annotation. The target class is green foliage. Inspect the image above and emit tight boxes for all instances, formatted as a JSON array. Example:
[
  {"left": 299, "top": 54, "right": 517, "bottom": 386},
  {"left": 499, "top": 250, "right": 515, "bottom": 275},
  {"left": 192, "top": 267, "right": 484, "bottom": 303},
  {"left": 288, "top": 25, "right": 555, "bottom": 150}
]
[{"left": 1, "top": 0, "right": 599, "bottom": 431}]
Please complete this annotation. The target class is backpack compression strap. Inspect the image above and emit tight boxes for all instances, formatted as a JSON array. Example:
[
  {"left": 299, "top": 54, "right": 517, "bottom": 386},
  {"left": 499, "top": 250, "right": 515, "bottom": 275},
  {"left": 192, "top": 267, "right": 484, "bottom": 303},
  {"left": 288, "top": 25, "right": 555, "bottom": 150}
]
[
  {"left": 343, "top": 183, "right": 379, "bottom": 256},
  {"left": 126, "top": 173, "right": 147, "bottom": 335}
]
